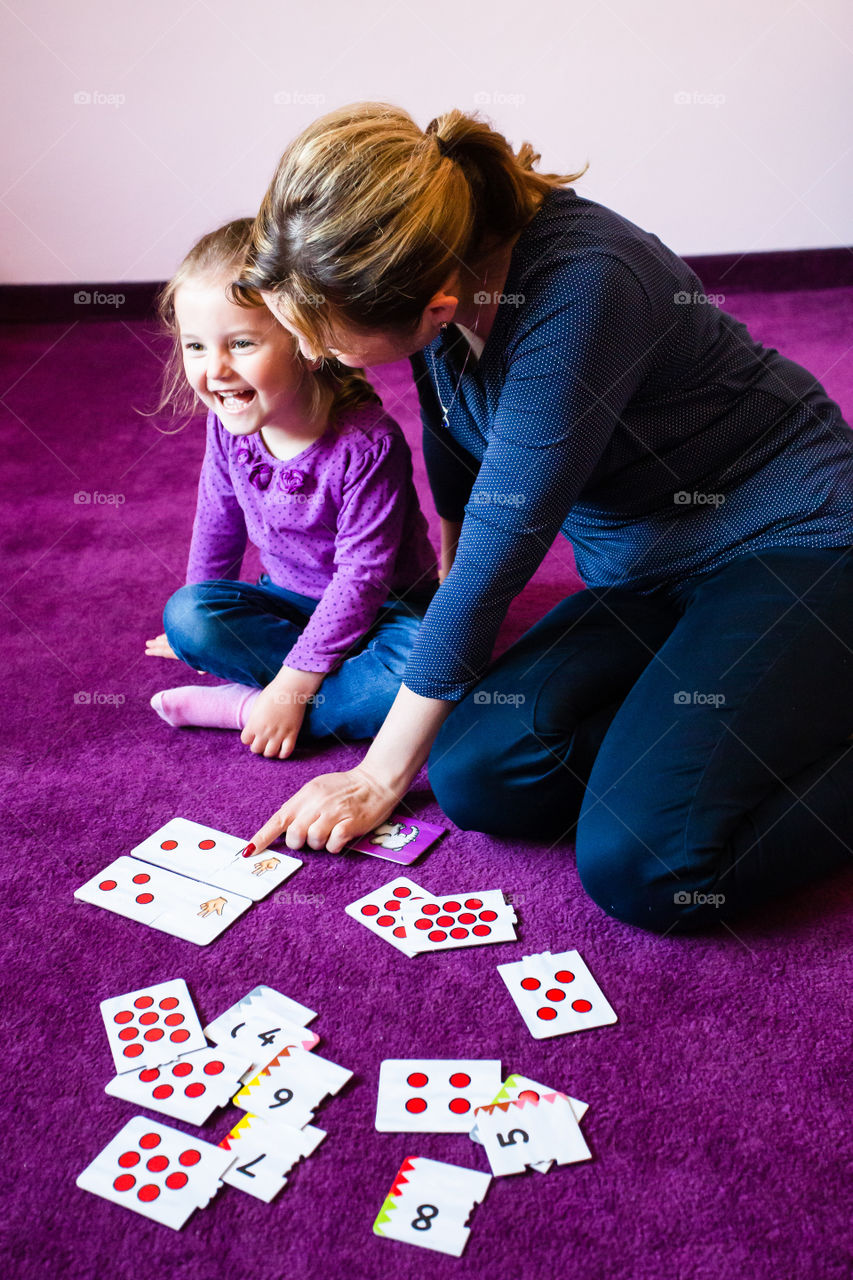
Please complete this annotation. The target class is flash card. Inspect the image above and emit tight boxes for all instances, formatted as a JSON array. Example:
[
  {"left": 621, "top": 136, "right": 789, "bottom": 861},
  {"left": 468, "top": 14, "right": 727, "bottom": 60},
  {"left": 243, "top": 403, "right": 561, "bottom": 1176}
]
[
  {"left": 469, "top": 1074, "right": 589, "bottom": 1173},
  {"left": 131, "top": 817, "right": 302, "bottom": 901},
  {"left": 75, "top": 856, "right": 252, "bottom": 945},
  {"left": 209, "top": 1015, "right": 319, "bottom": 1080},
  {"left": 347, "top": 816, "right": 445, "bottom": 866},
  {"left": 100, "top": 979, "right": 206, "bottom": 1074},
  {"left": 497, "top": 950, "right": 618, "bottom": 1038},
  {"left": 204, "top": 985, "right": 317, "bottom": 1044},
  {"left": 401, "top": 891, "right": 517, "bottom": 953},
  {"left": 344, "top": 876, "right": 428, "bottom": 957},
  {"left": 474, "top": 1092, "right": 592, "bottom": 1175},
  {"left": 105, "top": 1044, "right": 251, "bottom": 1124},
  {"left": 219, "top": 1114, "right": 325, "bottom": 1202},
  {"left": 373, "top": 1156, "right": 490, "bottom": 1257},
  {"left": 376, "top": 1060, "right": 502, "bottom": 1132},
  {"left": 233, "top": 1046, "right": 352, "bottom": 1128},
  {"left": 76, "top": 1116, "right": 232, "bottom": 1230}
]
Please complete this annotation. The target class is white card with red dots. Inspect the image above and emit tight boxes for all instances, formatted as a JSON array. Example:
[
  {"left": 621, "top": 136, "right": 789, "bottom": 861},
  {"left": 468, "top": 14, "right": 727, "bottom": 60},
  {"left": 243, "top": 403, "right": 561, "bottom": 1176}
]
[
  {"left": 469, "top": 1074, "right": 589, "bottom": 1173},
  {"left": 131, "top": 817, "right": 302, "bottom": 901},
  {"left": 344, "top": 876, "right": 427, "bottom": 957},
  {"left": 105, "top": 1044, "right": 251, "bottom": 1124},
  {"left": 373, "top": 1156, "right": 491, "bottom": 1257},
  {"left": 219, "top": 1114, "right": 326, "bottom": 1203},
  {"left": 100, "top": 979, "right": 207, "bottom": 1074},
  {"left": 347, "top": 815, "right": 445, "bottom": 865},
  {"left": 75, "top": 856, "right": 252, "bottom": 944},
  {"left": 400, "top": 890, "right": 517, "bottom": 953},
  {"left": 375, "top": 1059, "right": 502, "bottom": 1132},
  {"left": 497, "top": 950, "right": 617, "bottom": 1038},
  {"left": 233, "top": 1046, "right": 352, "bottom": 1128},
  {"left": 76, "top": 1116, "right": 232, "bottom": 1229},
  {"left": 474, "top": 1091, "right": 592, "bottom": 1176}
]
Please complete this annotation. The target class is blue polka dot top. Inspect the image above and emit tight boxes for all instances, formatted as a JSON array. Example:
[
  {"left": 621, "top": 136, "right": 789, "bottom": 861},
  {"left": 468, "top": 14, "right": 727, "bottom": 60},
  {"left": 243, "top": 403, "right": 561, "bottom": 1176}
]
[{"left": 404, "top": 186, "right": 853, "bottom": 700}]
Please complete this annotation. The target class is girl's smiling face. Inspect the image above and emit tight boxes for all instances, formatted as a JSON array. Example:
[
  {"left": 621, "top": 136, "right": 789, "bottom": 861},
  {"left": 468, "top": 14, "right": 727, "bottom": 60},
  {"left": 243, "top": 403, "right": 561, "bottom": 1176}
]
[{"left": 176, "top": 273, "right": 308, "bottom": 435}]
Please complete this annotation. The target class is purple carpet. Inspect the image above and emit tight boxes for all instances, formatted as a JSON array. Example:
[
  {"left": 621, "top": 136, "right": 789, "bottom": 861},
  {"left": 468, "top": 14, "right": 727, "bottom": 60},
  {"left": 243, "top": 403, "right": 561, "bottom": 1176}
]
[{"left": 3, "top": 286, "right": 853, "bottom": 1280}]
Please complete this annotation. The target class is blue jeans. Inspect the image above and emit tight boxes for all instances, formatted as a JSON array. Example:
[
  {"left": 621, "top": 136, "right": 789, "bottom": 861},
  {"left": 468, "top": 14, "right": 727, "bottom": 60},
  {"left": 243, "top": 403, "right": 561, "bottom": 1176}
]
[
  {"left": 163, "top": 574, "right": 435, "bottom": 742},
  {"left": 427, "top": 546, "right": 853, "bottom": 933}
]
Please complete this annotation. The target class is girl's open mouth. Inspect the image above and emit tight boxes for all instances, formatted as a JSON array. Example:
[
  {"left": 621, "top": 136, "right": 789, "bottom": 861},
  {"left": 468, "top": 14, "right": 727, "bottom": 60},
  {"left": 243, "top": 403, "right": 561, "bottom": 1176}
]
[{"left": 215, "top": 389, "right": 256, "bottom": 412}]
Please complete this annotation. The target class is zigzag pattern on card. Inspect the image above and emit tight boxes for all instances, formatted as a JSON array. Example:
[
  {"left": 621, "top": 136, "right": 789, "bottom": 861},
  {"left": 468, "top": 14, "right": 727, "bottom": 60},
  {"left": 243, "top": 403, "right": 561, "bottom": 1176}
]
[
  {"left": 232, "top": 1050, "right": 292, "bottom": 1101},
  {"left": 373, "top": 1157, "right": 418, "bottom": 1231},
  {"left": 475, "top": 1090, "right": 564, "bottom": 1117},
  {"left": 218, "top": 1113, "right": 255, "bottom": 1151}
]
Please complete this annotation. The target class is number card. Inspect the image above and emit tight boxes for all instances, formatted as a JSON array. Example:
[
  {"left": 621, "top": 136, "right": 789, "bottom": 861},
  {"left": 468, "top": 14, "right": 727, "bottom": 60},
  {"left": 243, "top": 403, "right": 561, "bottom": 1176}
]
[
  {"left": 374, "top": 1156, "right": 491, "bottom": 1257},
  {"left": 469, "top": 1074, "right": 589, "bottom": 1174},
  {"left": 233, "top": 1046, "right": 352, "bottom": 1128},
  {"left": 219, "top": 1113, "right": 325, "bottom": 1202},
  {"left": 497, "top": 949, "right": 617, "bottom": 1038},
  {"left": 131, "top": 817, "right": 302, "bottom": 901},
  {"left": 204, "top": 985, "right": 317, "bottom": 1043},
  {"left": 474, "top": 1092, "right": 592, "bottom": 1176}
]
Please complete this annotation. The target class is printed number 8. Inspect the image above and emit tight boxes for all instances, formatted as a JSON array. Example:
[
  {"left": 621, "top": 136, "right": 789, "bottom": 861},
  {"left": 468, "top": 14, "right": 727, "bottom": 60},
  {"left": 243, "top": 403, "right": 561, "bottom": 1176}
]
[{"left": 412, "top": 1203, "right": 439, "bottom": 1231}]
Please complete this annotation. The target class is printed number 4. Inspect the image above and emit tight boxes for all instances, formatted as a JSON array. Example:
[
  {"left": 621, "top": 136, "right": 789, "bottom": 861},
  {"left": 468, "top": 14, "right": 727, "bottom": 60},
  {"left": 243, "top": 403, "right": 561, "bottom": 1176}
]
[
  {"left": 497, "top": 1128, "right": 529, "bottom": 1147},
  {"left": 412, "top": 1204, "right": 439, "bottom": 1232}
]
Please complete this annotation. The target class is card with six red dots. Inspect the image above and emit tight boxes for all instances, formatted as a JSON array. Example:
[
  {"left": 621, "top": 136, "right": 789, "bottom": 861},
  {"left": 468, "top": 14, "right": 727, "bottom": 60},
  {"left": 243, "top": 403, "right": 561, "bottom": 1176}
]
[
  {"left": 100, "top": 979, "right": 207, "bottom": 1073},
  {"left": 375, "top": 1059, "right": 502, "bottom": 1132},
  {"left": 497, "top": 950, "right": 618, "bottom": 1038},
  {"left": 105, "top": 1043, "right": 252, "bottom": 1123},
  {"left": 76, "top": 1116, "right": 232, "bottom": 1229},
  {"left": 131, "top": 817, "right": 302, "bottom": 901}
]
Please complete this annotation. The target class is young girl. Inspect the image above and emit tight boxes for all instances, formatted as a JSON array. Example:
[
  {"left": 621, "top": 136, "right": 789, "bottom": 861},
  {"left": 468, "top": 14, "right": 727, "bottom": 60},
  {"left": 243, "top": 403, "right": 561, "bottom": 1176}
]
[{"left": 145, "top": 218, "right": 438, "bottom": 759}]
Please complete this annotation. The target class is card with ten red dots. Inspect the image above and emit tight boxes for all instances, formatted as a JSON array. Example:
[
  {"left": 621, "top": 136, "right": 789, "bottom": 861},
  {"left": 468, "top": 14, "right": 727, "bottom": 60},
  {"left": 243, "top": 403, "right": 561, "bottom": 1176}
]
[
  {"left": 76, "top": 1116, "right": 232, "bottom": 1229},
  {"left": 100, "top": 979, "right": 207, "bottom": 1074},
  {"left": 105, "top": 1044, "right": 252, "bottom": 1124},
  {"left": 344, "top": 876, "right": 428, "bottom": 957},
  {"left": 375, "top": 1059, "right": 502, "bottom": 1132},
  {"left": 497, "top": 950, "right": 617, "bottom": 1039},
  {"left": 400, "top": 889, "right": 517, "bottom": 953}
]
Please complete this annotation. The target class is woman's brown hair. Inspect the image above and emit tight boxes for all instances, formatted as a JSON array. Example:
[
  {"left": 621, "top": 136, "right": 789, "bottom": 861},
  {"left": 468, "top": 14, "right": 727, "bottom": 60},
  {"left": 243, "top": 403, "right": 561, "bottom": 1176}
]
[{"left": 237, "top": 102, "right": 588, "bottom": 355}]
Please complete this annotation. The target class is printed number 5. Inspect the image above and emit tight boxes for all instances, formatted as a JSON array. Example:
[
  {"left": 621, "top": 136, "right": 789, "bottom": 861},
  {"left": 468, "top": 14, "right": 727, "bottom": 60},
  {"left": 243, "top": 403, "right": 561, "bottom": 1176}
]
[
  {"left": 412, "top": 1204, "right": 439, "bottom": 1231},
  {"left": 497, "top": 1128, "right": 529, "bottom": 1147}
]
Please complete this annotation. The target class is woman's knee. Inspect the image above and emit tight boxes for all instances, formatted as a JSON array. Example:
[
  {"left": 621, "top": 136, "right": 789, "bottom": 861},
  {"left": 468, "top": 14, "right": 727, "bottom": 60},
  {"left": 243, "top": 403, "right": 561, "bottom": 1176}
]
[{"left": 427, "top": 706, "right": 521, "bottom": 833}]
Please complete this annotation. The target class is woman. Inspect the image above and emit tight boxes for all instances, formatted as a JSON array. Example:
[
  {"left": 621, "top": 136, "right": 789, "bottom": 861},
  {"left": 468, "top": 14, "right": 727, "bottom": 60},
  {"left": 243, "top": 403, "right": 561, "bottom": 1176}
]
[{"left": 237, "top": 102, "right": 853, "bottom": 932}]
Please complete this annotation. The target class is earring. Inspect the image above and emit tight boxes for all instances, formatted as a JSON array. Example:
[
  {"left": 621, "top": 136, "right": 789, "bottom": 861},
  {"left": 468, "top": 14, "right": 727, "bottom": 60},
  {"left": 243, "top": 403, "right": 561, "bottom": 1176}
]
[{"left": 439, "top": 321, "right": 448, "bottom": 333}]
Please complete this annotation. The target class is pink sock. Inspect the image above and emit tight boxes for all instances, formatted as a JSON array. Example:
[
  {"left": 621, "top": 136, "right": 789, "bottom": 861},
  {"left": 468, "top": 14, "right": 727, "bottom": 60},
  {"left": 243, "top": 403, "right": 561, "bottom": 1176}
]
[{"left": 150, "top": 683, "right": 259, "bottom": 730}]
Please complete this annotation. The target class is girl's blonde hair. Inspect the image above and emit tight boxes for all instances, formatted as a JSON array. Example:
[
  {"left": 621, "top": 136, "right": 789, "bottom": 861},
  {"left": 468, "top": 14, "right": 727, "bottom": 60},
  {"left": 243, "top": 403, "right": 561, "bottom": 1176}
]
[
  {"left": 154, "top": 217, "right": 379, "bottom": 427},
  {"left": 237, "top": 102, "right": 587, "bottom": 353}
]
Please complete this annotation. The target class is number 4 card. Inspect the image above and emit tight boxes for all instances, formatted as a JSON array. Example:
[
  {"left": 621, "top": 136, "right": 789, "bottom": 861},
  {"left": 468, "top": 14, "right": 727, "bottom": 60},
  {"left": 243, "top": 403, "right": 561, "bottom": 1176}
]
[{"left": 374, "top": 1156, "right": 491, "bottom": 1257}]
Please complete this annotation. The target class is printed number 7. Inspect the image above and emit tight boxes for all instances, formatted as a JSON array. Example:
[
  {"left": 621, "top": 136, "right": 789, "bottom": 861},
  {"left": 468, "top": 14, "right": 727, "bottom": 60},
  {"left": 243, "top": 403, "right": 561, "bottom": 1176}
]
[
  {"left": 497, "top": 1128, "right": 529, "bottom": 1147},
  {"left": 236, "top": 1153, "right": 266, "bottom": 1178}
]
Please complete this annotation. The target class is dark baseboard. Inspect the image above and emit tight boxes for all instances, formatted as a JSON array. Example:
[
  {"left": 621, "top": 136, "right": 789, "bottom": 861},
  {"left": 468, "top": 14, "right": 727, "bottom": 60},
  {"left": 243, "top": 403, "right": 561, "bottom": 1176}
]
[{"left": 2, "top": 247, "right": 852, "bottom": 323}]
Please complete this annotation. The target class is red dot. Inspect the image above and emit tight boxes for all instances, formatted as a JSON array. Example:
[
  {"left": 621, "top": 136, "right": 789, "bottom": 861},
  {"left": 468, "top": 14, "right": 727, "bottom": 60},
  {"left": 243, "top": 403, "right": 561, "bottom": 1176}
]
[
  {"left": 361, "top": 904, "right": 379, "bottom": 916},
  {"left": 147, "top": 1155, "right": 169, "bottom": 1173},
  {"left": 382, "top": 900, "right": 401, "bottom": 912},
  {"left": 137, "top": 1185, "right": 160, "bottom": 1202},
  {"left": 428, "top": 930, "right": 447, "bottom": 942},
  {"left": 376, "top": 915, "right": 394, "bottom": 927},
  {"left": 179, "top": 1149, "right": 201, "bottom": 1167},
  {"left": 518, "top": 1090, "right": 540, "bottom": 1102},
  {"left": 537, "top": 1007, "right": 558, "bottom": 1021},
  {"left": 139, "top": 1133, "right": 160, "bottom": 1149},
  {"left": 520, "top": 977, "right": 540, "bottom": 991},
  {"left": 546, "top": 989, "right": 566, "bottom": 1003},
  {"left": 113, "top": 1174, "right": 135, "bottom": 1192},
  {"left": 160, "top": 840, "right": 178, "bottom": 850},
  {"left": 165, "top": 1172, "right": 188, "bottom": 1190},
  {"left": 442, "top": 900, "right": 461, "bottom": 912},
  {"left": 164, "top": 1013, "right": 184, "bottom": 1026},
  {"left": 449, "top": 1097, "right": 470, "bottom": 1114},
  {"left": 407, "top": 1072, "right": 429, "bottom": 1087},
  {"left": 198, "top": 839, "right": 215, "bottom": 849},
  {"left": 204, "top": 1060, "right": 225, "bottom": 1076},
  {"left": 414, "top": 918, "right": 432, "bottom": 930},
  {"left": 134, "top": 996, "right": 154, "bottom": 1009},
  {"left": 132, "top": 874, "right": 151, "bottom": 886},
  {"left": 139, "top": 1011, "right": 159, "bottom": 1025},
  {"left": 118, "top": 1151, "right": 140, "bottom": 1168},
  {"left": 172, "top": 1062, "right": 193, "bottom": 1077},
  {"left": 479, "top": 909, "right": 497, "bottom": 922},
  {"left": 136, "top": 893, "right": 154, "bottom": 904},
  {"left": 152, "top": 1085, "right": 174, "bottom": 1099},
  {"left": 114, "top": 1010, "right": 133, "bottom": 1025},
  {"left": 392, "top": 886, "right": 411, "bottom": 898},
  {"left": 99, "top": 880, "right": 117, "bottom": 891},
  {"left": 392, "top": 926, "right": 407, "bottom": 938},
  {"left": 571, "top": 999, "right": 593, "bottom": 1013},
  {"left": 472, "top": 924, "right": 491, "bottom": 936},
  {"left": 449, "top": 1072, "right": 471, "bottom": 1088},
  {"left": 159, "top": 997, "right": 179, "bottom": 1011},
  {"left": 555, "top": 970, "right": 575, "bottom": 984},
  {"left": 422, "top": 904, "right": 440, "bottom": 916},
  {"left": 450, "top": 927, "right": 469, "bottom": 939},
  {"left": 405, "top": 1097, "right": 427, "bottom": 1114},
  {"left": 458, "top": 912, "right": 476, "bottom": 924},
  {"left": 185, "top": 1083, "right": 205, "bottom": 1098},
  {"left": 464, "top": 898, "right": 483, "bottom": 910},
  {"left": 124, "top": 1044, "right": 143, "bottom": 1058},
  {"left": 139, "top": 1068, "right": 159, "bottom": 1082},
  {"left": 436, "top": 915, "right": 454, "bottom": 927},
  {"left": 118, "top": 1028, "right": 138, "bottom": 1041},
  {"left": 144, "top": 1028, "right": 164, "bottom": 1041}
]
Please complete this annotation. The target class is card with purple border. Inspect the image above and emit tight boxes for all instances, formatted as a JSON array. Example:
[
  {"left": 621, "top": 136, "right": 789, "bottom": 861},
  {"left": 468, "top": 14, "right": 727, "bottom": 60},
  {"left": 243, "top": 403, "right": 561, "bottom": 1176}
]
[{"left": 347, "top": 816, "right": 445, "bottom": 865}]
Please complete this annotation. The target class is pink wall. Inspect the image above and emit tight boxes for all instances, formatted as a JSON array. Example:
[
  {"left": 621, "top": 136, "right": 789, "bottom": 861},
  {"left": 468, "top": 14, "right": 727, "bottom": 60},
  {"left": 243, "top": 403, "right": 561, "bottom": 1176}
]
[{"left": 1, "top": 0, "right": 851, "bottom": 283}]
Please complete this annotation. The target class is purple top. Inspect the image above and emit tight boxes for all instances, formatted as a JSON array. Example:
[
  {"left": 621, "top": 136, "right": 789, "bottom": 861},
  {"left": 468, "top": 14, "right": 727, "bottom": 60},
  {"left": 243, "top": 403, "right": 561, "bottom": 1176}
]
[{"left": 187, "top": 405, "right": 437, "bottom": 673}]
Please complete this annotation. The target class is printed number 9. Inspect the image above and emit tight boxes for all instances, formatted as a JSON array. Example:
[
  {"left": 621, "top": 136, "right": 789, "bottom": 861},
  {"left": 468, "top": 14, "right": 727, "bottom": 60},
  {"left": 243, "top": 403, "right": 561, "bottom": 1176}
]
[
  {"left": 497, "top": 1128, "right": 529, "bottom": 1147},
  {"left": 412, "top": 1204, "right": 439, "bottom": 1231},
  {"left": 270, "top": 1088, "right": 293, "bottom": 1108}
]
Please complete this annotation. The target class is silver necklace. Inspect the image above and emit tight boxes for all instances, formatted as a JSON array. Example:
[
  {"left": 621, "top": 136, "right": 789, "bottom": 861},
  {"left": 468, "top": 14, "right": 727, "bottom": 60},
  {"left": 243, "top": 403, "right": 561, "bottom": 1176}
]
[{"left": 427, "top": 272, "right": 489, "bottom": 428}]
